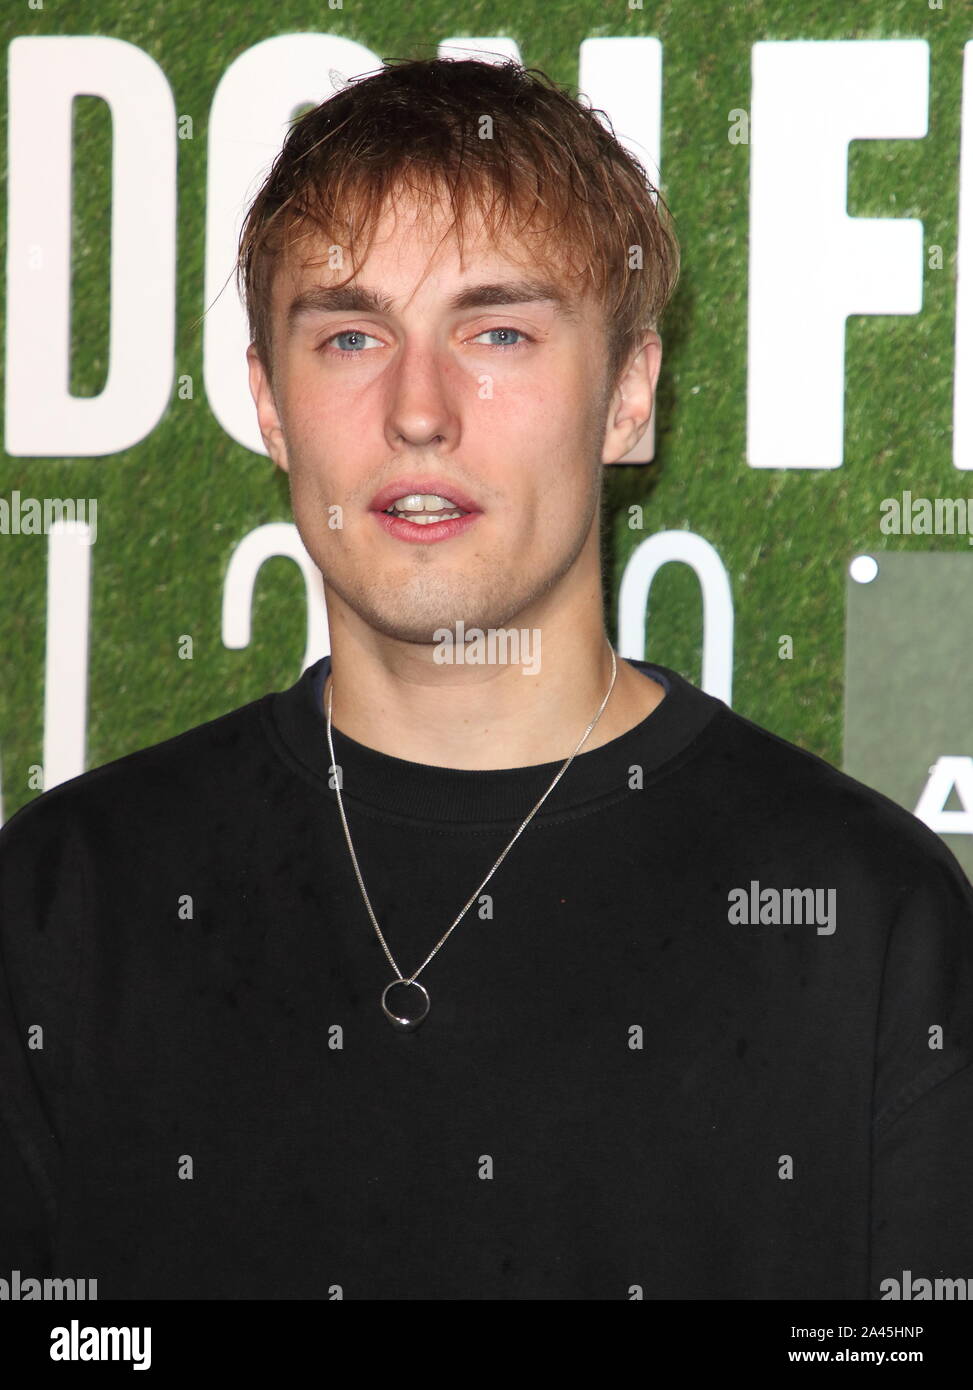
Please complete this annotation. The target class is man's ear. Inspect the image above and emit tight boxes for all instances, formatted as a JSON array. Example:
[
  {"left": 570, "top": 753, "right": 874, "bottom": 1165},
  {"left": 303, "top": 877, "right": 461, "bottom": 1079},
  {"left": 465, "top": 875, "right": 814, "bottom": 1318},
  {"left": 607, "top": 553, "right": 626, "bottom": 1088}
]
[
  {"left": 602, "top": 332, "right": 663, "bottom": 466},
  {"left": 247, "top": 343, "right": 290, "bottom": 473}
]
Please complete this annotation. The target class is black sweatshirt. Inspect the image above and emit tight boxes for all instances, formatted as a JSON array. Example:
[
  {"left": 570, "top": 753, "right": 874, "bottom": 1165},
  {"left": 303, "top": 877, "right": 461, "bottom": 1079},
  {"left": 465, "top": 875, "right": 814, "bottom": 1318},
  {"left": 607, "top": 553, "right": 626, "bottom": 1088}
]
[{"left": 1, "top": 655, "right": 972, "bottom": 1300}]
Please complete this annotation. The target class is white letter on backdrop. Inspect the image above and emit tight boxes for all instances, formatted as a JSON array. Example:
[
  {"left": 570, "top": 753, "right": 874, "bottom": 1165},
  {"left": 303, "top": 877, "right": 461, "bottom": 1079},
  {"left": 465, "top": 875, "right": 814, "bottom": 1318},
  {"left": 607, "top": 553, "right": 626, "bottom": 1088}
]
[
  {"left": 222, "top": 523, "right": 329, "bottom": 674},
  {"left": 5, "top": 37, "right": 176, "bottom": 457},
  {"left": 748, "top": 40, "right": 928, "bottom": 469},
  {"left": 617, "top": 531, "right": 734, "bottom": 705},
  {"left": 954, "top": 42, "right": 973, "bottom": 469}
]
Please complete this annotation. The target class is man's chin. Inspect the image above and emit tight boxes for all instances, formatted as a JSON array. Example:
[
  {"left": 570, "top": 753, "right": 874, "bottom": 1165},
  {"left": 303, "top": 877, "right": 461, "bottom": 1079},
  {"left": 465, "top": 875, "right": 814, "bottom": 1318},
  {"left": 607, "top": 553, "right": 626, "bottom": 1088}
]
[
  {"left": 320, "top": 568, "right": 541, "bottom": 645},
  {"left": 355, "top": 616, "right": 504, "bottom": 647}
]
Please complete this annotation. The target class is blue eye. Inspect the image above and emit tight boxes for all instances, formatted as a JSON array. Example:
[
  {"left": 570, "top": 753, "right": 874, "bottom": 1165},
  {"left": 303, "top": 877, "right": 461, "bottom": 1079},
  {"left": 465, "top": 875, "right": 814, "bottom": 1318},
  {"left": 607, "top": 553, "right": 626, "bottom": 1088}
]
[
  {"left": 319, "top": 330, "right": 381, "bottom": 354},
  {"left": 472, "top": 327, "right": 532, "bottom": 350}
]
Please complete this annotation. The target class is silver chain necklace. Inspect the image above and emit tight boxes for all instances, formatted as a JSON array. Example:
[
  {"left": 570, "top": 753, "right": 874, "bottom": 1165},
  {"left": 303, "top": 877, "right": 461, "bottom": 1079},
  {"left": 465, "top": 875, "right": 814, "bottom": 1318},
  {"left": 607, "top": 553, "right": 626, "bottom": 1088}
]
[{"left": 325, "top": 643, "right": 619, "bottom": 1031}]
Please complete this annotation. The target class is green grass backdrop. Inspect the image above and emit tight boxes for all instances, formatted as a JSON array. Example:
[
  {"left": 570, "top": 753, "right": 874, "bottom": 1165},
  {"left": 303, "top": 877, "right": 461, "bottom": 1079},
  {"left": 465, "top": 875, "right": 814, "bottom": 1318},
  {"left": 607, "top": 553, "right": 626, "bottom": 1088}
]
[{"left": 0, "top": 0, "right": 966, "bottom": 819}]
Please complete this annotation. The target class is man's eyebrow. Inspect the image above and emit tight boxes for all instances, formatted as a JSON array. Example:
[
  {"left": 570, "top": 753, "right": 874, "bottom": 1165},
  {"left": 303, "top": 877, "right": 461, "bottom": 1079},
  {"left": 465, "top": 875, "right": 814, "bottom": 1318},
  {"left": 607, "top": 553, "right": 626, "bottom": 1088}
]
[
  {"left": 447, "top": 279, "right": 580, "bottom": 319},
  {"left": 285, "top": 278, "right": 580, "bottom": 333}
]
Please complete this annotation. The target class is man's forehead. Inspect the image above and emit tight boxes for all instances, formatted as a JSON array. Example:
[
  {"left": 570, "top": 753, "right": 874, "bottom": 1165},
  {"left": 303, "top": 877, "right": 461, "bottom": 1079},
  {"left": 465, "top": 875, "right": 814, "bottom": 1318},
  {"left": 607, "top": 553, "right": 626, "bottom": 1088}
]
[{"left": 273, "top": 199, "right": 590, "bottom": 325}]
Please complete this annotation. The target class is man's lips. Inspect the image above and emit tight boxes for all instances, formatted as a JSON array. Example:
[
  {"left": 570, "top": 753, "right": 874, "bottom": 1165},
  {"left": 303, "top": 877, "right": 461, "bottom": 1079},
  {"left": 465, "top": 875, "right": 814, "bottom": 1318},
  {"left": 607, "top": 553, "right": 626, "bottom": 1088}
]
[
  {"left": 369, "top": 478, "right": 482, "bottom": 513},
  {"left": 373, "top": 509, "right": 482, "bottom": 544}
]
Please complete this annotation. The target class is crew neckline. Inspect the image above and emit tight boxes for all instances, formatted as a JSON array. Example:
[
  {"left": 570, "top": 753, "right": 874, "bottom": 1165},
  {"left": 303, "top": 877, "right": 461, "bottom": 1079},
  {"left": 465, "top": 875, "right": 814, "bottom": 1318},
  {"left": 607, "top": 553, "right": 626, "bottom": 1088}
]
[{"left": 266, "top": 653, "right": 724, "bottom": 827}]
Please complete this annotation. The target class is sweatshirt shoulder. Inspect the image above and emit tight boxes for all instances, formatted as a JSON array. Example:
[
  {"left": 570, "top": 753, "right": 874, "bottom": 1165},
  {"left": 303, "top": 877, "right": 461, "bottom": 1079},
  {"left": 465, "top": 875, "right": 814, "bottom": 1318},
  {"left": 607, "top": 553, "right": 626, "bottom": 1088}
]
[
  {"left": 0, "top": 692, "right": 274, "bottom": 850},
  {"left": 706, "top": 699, "right": 966, "bottom": 884}
]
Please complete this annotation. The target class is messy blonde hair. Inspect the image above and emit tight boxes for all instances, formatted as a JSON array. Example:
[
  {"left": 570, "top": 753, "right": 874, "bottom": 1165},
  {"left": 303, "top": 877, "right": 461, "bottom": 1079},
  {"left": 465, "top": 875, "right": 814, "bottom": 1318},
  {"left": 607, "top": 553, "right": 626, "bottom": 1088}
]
[{"left": 236, "top": 56, "right": 680, "bottom": 398}]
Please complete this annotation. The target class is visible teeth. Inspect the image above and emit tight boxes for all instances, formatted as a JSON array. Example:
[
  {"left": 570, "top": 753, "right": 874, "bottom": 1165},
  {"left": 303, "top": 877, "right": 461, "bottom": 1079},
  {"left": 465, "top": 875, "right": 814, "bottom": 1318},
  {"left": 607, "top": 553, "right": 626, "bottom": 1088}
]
[
  {"left": 395, "top": 510, "right": 464, "bottom": 525},
  {"left": 388, "top": 493, "right": 460, "bottom": 513}
]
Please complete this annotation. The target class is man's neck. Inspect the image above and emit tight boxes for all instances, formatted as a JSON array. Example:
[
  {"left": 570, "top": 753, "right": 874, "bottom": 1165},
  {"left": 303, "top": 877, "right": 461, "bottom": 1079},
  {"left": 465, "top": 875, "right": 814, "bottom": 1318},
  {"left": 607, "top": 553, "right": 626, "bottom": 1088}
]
[{"left": 323, "top": 639, "right": 666, "bottom": 772}]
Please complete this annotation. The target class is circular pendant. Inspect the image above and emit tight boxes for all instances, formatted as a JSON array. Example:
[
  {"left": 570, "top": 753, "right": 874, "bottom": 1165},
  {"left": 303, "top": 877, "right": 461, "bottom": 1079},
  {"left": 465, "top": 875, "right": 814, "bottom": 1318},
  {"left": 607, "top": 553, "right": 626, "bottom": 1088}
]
[{"left": 381, "top": 979, "right": 430, "bottom": 1031}]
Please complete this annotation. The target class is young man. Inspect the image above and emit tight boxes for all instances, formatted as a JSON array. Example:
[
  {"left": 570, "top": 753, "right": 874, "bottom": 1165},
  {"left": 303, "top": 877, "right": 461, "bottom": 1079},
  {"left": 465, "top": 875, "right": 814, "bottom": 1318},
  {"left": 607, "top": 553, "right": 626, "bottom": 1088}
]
[{"left": 1, "top": 57, "right": 972, "bottom": 1301}]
